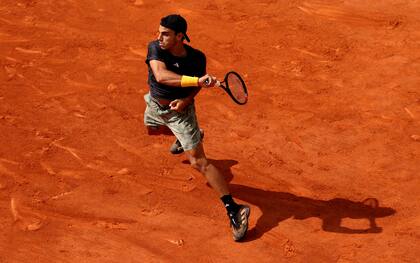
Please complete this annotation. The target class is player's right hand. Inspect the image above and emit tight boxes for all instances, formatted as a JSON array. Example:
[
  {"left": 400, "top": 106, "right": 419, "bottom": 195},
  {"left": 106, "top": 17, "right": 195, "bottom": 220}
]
[{"left": 199, "top": 74, "right": 217, "bottom": 88}]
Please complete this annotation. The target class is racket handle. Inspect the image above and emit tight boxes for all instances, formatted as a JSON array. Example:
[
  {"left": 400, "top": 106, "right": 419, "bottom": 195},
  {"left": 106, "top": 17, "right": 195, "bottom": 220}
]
[{"left": 204, "top": 79, "right": 221, "bottom": 87}]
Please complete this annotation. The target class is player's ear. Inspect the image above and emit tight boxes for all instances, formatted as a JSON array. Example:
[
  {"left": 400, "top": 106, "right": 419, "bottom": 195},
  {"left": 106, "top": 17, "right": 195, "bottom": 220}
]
[{"left": 175, "top": 32, "right": 184, "bottom": 41}]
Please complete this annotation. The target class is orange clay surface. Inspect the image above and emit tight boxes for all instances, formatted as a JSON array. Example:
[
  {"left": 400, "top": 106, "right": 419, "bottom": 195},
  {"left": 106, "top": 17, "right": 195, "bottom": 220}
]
[{"left": 1, "top": 0, "right": 420, "bottom": 262}]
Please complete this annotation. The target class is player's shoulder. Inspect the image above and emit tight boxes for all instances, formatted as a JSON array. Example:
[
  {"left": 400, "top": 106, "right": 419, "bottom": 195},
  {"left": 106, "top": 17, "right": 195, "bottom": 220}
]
[
  {"left": 185, "top": 44, "right": 205, "bottom": 59},
  {"left": 148, "top": 40, "right": 160, "bottom": 49}
]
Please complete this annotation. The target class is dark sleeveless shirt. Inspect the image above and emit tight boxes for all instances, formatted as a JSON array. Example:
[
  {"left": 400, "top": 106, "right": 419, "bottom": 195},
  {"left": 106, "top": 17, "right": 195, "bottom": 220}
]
[{"left": 145, "top": 40, "right": 206, "bottom": 100}]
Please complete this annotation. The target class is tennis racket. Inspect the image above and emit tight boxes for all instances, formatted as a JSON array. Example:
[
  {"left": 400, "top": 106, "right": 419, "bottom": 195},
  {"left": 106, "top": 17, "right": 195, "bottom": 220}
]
[{"left": 205, "top": 71, "right": 248, "bottom": 105}]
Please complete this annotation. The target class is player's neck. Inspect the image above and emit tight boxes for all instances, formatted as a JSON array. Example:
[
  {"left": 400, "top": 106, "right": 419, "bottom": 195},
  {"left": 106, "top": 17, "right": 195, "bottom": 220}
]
[{"left": 169, "top": 42, "right": 187, "bottom": 57}]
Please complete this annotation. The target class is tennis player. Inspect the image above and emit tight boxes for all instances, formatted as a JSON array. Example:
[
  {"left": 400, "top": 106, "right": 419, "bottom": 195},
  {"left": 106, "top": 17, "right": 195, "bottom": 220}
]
[{"left": 143, "top": 14, "right": 250, "bottom": 241}]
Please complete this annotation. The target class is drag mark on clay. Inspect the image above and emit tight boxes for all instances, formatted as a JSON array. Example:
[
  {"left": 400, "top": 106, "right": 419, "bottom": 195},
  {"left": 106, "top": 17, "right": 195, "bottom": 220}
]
[
  {"left": 298, "top": 2, "right": 404, "bottom": 27},
  {"left": 30, "top": 85, "right": 46, "bottom": 95},
  {"left": 404, "top": 107, "right": 415, "bottom": 119},
  {"left": 298, "top": 3, "right": 352, "bottom": 19},
  {"left": 166, "top": 239, "right": 184, "bottom": 247},
  {"left": 15, "top": 47, "right": 45, "bottom": 55},
  {"left": 51, "top": 140, "right": 82, "bottom": 161},
  {"left": 10, "top": 198, "right": 19, "bottom": 221},
  {"left": 62, "top": 74, "right": 100, "bottom": 89},
  {"left": 10, "top": 198, "right": 46, "bottom": 231},
  {"left": 40, "top": 161, "right": 56, "bottom": 175},
  {"left": 0, "top": 18, "right": 14, "bottom": 25},
  {"left": 147, "top": 178, "right": 196, "bottom": 193},
  {"left": 12, "top": 197, "right": 137, "bottom": 230},
  {"left": 0, "top": 162, "right": 15, "bottom": 176},
  {"left": 285, "top": 135, "right": 304, "bottom": 150},
  {"left": 5, "top": 56, "right": 19, "bottom": 62},
  {"left": 411, "top": 135, "right": 420, "bottom": 142},
  {"left": 36, "top": 67, "right": 55, "bottom": 75},
  {"left": 93, "top": 220, "right": 130, "bottom": 230},
  {"left": 133, "top": 0, "right": 144, "bottom": 6},
  {"left": 0, "top": 34, "right": 29, "bottom": 43},
  {"left": 0, "top": 158, "right": 19, "bottom": 165},
  {"left": 292, "top": 48, "right": 324, "bottom": 59},
  {"left": 84, "top": 162, "right": 117, "bottom": 176},
  {"left": 49, "top": 191, "right": 73, "bottom": 200},
  {"left": 73, "top": 112, "right": 86, "bottom": 118},
  {"left": 37, "top": 207, "right": 138, "bottom": 226},
  {"left": 113, "top": 139, "right": 145, "bottom": 158}
]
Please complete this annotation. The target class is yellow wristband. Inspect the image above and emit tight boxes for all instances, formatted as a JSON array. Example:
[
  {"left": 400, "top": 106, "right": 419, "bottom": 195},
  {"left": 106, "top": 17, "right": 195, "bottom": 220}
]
[{"left": 181, "top": 75, "right": 199, "bottom": 87}]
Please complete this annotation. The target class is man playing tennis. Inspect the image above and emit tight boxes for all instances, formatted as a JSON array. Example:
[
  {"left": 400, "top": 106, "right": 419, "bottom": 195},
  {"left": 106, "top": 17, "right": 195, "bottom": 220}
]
[{"left": 143, "top": 14, "right": 250, "bottom": 241}]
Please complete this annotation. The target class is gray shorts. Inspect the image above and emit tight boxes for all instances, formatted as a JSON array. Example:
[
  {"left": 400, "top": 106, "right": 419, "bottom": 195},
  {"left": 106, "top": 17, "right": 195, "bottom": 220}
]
[{"left": 143, "top": 93, "right": 202, "bottom": 151}]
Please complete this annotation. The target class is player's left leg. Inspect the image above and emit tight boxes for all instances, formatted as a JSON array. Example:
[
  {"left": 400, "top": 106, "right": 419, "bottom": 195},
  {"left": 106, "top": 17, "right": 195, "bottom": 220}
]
[{"left": 170, "top": 129, "right": 204, "bottom": 154}]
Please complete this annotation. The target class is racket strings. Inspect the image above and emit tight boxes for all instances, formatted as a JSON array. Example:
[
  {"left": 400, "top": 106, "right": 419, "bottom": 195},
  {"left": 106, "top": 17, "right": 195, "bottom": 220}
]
[{"left": 227, "top": 73, "right": 247, "bottom": 104}]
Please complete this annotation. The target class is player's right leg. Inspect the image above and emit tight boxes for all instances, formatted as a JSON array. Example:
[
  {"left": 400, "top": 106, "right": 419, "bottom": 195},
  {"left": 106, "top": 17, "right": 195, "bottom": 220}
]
[
  {"left": 185, "top": 143, "right": 250, "bottom": 241},
  {"left": 164, "top": 102, "right": 250, "bottom": 241},
  {"left": 143, "top": 93, "right": 168, "bottom": 134},
  {"left": 185, "top": 142, "right": 230, "bottom": 195}
]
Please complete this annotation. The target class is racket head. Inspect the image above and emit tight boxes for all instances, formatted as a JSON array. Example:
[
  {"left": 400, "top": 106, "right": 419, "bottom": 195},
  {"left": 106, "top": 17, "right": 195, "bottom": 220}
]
[{"left": 223, "top": 71, "right": 248, "bottom": 105}]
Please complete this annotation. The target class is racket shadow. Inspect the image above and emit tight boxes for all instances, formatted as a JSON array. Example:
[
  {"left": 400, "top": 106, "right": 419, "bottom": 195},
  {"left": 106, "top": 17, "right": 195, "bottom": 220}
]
[{"left": 229, "top": 184, "right": 396, "bottom": 242}]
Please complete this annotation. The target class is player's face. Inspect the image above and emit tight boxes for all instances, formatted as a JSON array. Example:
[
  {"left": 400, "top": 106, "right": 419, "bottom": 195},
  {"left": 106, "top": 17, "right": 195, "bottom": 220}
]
[{"left": 157, "top": 25, "right": 182, "bottom": 50}]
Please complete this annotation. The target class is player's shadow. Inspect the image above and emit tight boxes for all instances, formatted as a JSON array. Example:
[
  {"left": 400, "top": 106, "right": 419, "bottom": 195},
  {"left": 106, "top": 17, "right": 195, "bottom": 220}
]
[{"left": 229, "top": 184, "right": 396, "bottom": 241}]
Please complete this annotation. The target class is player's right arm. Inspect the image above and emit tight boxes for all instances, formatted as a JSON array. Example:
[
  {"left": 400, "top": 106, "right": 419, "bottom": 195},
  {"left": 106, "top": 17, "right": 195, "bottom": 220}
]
[
  {"left": 150, "top": 59, "right": 214, "bottom": 88},
  {"left": 149, "top": 59, "right": 183, "bottom": 87}
]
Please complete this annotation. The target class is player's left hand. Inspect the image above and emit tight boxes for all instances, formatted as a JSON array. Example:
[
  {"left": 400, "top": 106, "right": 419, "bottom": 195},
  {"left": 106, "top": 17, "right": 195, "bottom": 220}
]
[{"left": 169, "top": 98, "right": 191, "bottom": 112}]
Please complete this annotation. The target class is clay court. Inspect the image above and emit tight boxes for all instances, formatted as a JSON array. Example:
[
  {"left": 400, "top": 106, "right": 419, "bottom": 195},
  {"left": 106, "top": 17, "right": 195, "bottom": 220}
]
[{"left": 1, "top": 0, "right": 419, "bottom": 262}]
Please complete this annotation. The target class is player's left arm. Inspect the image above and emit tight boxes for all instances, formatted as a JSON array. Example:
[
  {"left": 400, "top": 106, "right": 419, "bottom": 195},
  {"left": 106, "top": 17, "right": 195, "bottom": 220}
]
[{"left": 169, "top": 86, "right": 201, "bottom": 111}]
